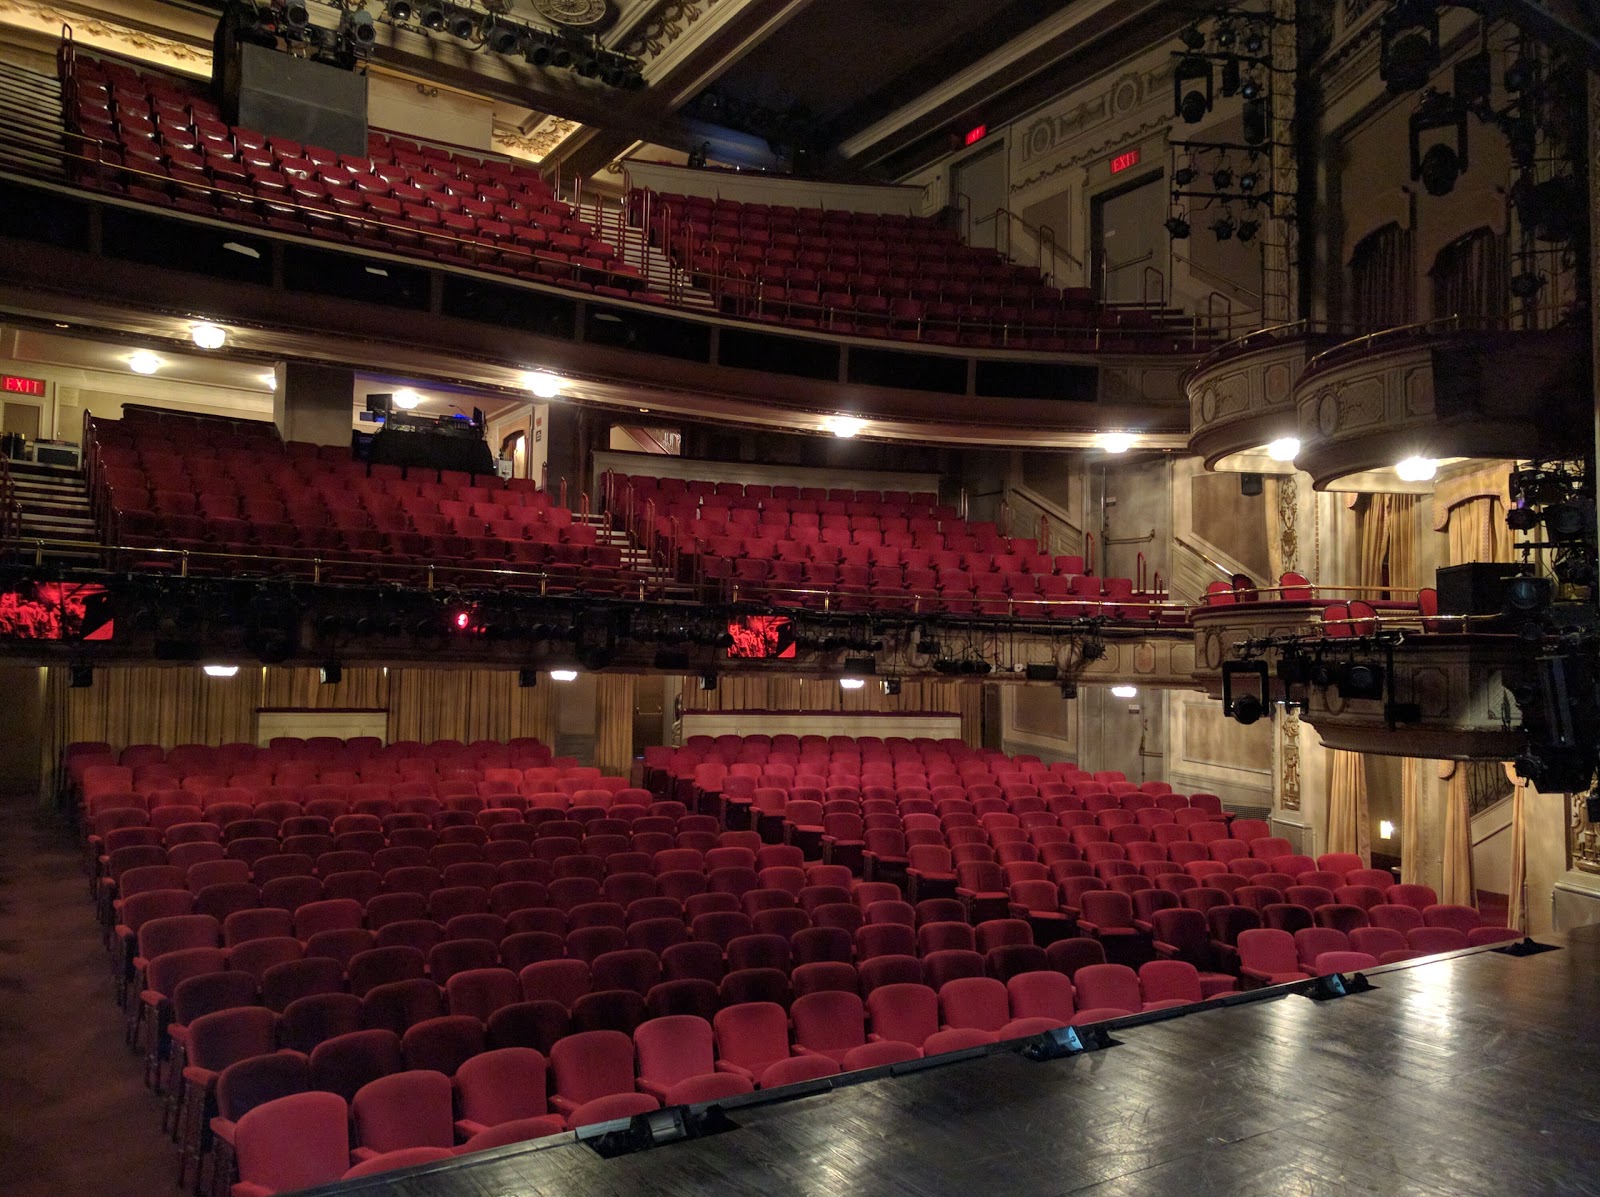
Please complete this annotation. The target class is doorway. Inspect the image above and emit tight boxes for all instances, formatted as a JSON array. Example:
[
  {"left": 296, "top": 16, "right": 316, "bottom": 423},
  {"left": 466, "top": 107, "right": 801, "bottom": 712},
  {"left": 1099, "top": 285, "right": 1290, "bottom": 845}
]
[
  {"left": 952, "top": 141, "right": 1008, "bottom": 251},
  {"left": 1091, "top": 170, "right": 1166, "bottom": 304}
]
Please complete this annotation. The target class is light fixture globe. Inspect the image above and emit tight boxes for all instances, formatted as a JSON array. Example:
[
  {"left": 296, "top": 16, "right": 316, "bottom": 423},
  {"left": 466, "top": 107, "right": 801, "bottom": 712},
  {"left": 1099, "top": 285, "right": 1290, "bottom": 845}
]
[
  {"left": 1099, "top": 432, "right": 1134, "bottom": 454},
  {"left": 1395, "top": 456, "right": 1439, "bottom": 482},
  {"left": 525, "top": 371, "right": 563, "bottom": 399},
  {"left": 1266, "top": 437, "right": 1299, "bottom": 462},
  {"left": 191, "top": 322, "right": 227, "bottom": 349},
  {"left": 128, "top": 351, "right": 162, "bottom": 375}
]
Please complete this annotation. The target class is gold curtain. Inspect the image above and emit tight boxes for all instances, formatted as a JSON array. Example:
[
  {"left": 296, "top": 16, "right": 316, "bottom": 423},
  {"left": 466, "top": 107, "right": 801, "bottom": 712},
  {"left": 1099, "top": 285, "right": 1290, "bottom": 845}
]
[
  {"left": 1445, "top": 496, "right": 1510, "bottom": 566},
  {"left": 1440, "top": 773, "right": 1475, "bottom": 906},
  {"left": 1357, "top": 495, "right": 1389, "bottom": 589},
  {"left": 1326, "top": 748, "right": 1371, "bottom": 863},
  {"left": 1386, "top": 494, "right": 1417, "bottom": 590},
  {"left": 260, "top": 666, "right": 390, "bottom": 710},
  {"left": 385, "top": 668, "right": 557, "bottom": 745},
  {"left": 593, "top": 673, "right": 637, "bottom": 777},
  {"left": 678, "top": 674, "right": 983, "bottom": 747},
  {"left": 1400, "top": 757, "right": 1422, "bottom": 884}
]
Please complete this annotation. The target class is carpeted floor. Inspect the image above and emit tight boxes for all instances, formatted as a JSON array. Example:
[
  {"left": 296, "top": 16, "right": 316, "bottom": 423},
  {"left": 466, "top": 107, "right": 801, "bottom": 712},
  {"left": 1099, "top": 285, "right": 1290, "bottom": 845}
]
[{"left": 0, "top": 796, "right": 177, "bottom": 1197}]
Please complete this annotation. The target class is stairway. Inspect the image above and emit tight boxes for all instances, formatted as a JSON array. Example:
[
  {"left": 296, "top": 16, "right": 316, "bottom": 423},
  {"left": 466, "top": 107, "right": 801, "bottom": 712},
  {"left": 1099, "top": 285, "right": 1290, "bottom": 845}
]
[
  {"left": 0, "top": 61, "right": 66, "bottom": 178},
  {"left": 581, "top": 198, "right": 717, "bottom": 311},
  {"left": 572, "top": 513, "right": 689, "bottom": 598},
  {"left": 6, "top": 460, "right": 102, "bottom": 565}
]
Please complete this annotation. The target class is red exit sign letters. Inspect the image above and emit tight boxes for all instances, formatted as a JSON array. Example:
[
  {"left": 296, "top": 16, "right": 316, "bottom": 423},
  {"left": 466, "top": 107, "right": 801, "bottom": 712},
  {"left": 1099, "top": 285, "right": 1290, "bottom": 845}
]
[
  {"left": 2, "top": 375, "right": 45, "bottom": 397},
  {"left": 1110, "top": 148, "right": 1141, "bottom": 173}
]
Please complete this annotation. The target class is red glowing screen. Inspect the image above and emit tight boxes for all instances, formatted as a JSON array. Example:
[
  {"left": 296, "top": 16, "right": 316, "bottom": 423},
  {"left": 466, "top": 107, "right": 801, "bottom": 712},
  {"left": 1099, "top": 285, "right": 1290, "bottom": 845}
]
[
  {"left": 964, "top": 125, "right": 987, "bottom": 147},
  {"left": 2, "top": 374, "right": 45, "bottom": 396},
  {"left": 1110, "top": 148, "right": 1141, "bottom": 174},
  {"left": 727, "top": 616, "right": 796, "bottom": 659},
  {"left": 0, "top": 582, "right": 114, "bottom": 640}
]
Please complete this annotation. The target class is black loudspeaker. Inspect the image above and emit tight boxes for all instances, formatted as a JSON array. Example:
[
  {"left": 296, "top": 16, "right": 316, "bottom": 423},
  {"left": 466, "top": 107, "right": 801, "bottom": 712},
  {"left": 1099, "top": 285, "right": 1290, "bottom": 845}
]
[
  {"left": 1240, "top": 473, "right": 1263, "bottom": 497},
  {"left": 517, "top": 668, "right": 538, "bottom": 688},
  {"left": 1435, "top": 563, "right": 1527, "bottom": 616},
  {"left": 223, "top": 40, "right": 368, "bottom": 157},
  {"left": 699, "top": 672, "right": 718, "bottom": 691},
  {"left": 320, "top": 661, "right": 342, "bottom": 685},
  {"left": 69, "top": 664, "right": 93, "bottom": 689},
  {"left": 1025, "top": 663, "right": 1058, "bottom": 681}
]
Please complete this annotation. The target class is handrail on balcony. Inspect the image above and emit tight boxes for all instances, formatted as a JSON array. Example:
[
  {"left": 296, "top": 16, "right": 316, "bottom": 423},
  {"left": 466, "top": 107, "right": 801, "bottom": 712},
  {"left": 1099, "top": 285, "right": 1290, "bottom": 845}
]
[{"left": 1303, "top": 315, "right": 1466, "bottom": 375}]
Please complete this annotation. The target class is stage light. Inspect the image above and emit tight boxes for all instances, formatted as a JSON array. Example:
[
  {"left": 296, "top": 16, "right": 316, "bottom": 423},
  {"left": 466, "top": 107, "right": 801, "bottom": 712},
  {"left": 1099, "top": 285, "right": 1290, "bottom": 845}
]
[
  {"left": 447, "top": 8, "right": 477, "bottom": 39},
  {"left": 1172, "top": 167, "right": 1195, "bottom": 187},
  {"left": 70, "top": 665, "right": 93, "bottom": 688},
  {"left": 1417, "top": 142, "right": 1460, "bottom": 196},
  {"left": 881, "top": 678, "right": 901, "bottom": 696},
  {"left": 1232, "top": 693, "right": 1264, "bottom": 724},
  {"left": 1179, "top": 24, "right": 1205, "bottom": 50},
  {"left": 128, "top": 351, "right": 161, "bottom": 375},
  {"left": 518, "top": 667, "right": 538, "bottom": 687},
  {"left": 576, "top": 54, "right": 600, "bottom": 78},
  {"left": 1381, "top": 0, "right": 1440, "bottom": 94},
  {"left": 1266, "top": 437, "right": 1299, "bottom": 462},
  {"left": 1163, "top": 216, "right": 1191, "bottom": 239},
  {"left": 342, "top": 8, "right": 376, "bottom": 44},
  {"left": 622, "top": 69, "right": 646, "bottom": 90},
  {"left": 1544, "top": 502, "right": 1595, "bottom": 541},
  {"left": 191, "top": 322, "right": 227, "bottom": 349},
  {"left": 1242, "top": 99, "right": 1268, "bottom": 145},
  {"left": 1099, "top": 432, "right": 1134, "bottom": 454},
  {"left": 825, "top": 415, "right": 866, "bottom": 438},
  {"left": 1236, "top": 219, "right": 1260, "bottom": 243},
  {"left": 1221, "top": 58, "right": 1241, "bottom": 98},
  {"left": 283, "top": 0, "right": 309, "bottom": 29},
  {"left": 1509, "top": 272, "right": 1544, "bottom": 299},
  {"left": 548, "top": 668, "right": 578, "bottom": 682},
  {"left": 1504, "top": 56, "right": 1536, "bottom": 92},
  {"left": 419, "top": 0, "right": 444, "bottom": 28},
  {"left": 526, "top": 38, "right": 552, "bottom": 66},
  {"left": 1110, "top": 685, "right": 1138, "bottom": 699},
  {"left": 525, "top": 370, "right": 563, "bottom": 398},
  {"left": 1239, "top": 78, "right": 1262, "bottom": 101},
  {"left": 839, "top": 678, "right": 865, "bottom": 691},
  {"left": 1215, "top": 23, "right": 1235, "bottom": 48},
  {"left": 1238, "top": 170, "right": 1259, "bottom": 192},
  {"left": 1395, "top": 456, "right": 1438, "bottom": 482},
  {"left": 486, "top": 19, "right": 521, "bottom": 54},
  {"left": 1337, "top": 662, "right": 1385, "bottom": 700},
  {"left": 1506, "top": 505, "right": 1540, "bottom": 532},
  {"left": 698, "top": 671, "right": 717, "bottom": 691},
  {"left": 1504, "top": 575, "right": 1552, "bottom": 615},
  {"left": 550, "top": 43, "right": 573, "bottom": 68},
  {"left": 203, "top": 664, "right": 240, "bottom": 677},
  {"left": 1179, "top": 90, "right": 1209, "bottom": 124},
  {"left": 1174, "top": 56, "right": 1212, "bottom": 125},
  {"left": 1243, "top": 29, "right": 1265, "bottom": 54},
  {"left": 320, "top": 661, "right": 342, "bottom": 685},
  {"left": 387, "top": 0, "right": 413, "bottom": 19},
  {"left": 1211, "top": 215, "right": 1236, "bottom": 241}
]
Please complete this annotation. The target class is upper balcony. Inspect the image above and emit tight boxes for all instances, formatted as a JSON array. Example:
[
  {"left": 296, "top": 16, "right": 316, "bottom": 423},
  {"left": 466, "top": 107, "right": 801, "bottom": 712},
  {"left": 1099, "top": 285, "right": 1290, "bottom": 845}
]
[{"left": 0, "top": 45, "right": 1206, "bottom": 451}]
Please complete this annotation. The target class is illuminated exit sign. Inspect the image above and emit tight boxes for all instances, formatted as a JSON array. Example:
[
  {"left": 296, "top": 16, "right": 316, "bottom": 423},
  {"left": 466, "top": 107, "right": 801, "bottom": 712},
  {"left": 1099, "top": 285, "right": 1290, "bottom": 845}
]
[
  {"left": 1110, "top": 148, "right": 1142, "bottom": 173},
  {"left": 2, "top": 375, "right": 45, "bottom": 397},
  {"left": 964, "top": 125, "right": 987, "bottom": 147}
]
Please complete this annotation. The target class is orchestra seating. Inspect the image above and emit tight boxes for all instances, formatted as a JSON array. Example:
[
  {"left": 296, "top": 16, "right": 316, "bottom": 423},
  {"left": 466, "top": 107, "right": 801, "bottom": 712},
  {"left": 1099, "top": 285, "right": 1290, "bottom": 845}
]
[
  {"left": 612, "top": 472, "right": 1164, "bottom": 619},
  {"left": 83, "top": 410, "right": 635, "bottom": 590},
  {"left": 77, "top": 730, "right": 1517, "bottom": 1191}
]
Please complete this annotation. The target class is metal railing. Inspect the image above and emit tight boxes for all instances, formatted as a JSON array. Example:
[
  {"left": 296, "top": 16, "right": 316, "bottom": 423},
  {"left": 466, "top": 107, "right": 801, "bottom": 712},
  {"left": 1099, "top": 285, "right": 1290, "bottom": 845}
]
[
  {"left": 1303, "top": 315, "right": 1470, "bottom": 376},
  {"left": 0, "top": 449, "right": 20, "bottom": 540}
]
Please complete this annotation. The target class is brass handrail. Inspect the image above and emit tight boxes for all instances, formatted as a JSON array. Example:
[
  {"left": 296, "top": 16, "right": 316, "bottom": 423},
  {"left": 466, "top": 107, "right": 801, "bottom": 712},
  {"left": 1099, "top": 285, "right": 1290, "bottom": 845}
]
[{"left": 1303, "top": 315, "right": 1464, "bottom": 375}]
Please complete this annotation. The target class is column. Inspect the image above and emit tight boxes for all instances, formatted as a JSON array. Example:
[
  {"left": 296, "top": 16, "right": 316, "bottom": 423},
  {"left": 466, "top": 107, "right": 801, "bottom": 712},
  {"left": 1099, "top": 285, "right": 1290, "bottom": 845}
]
[{"left": 273, "top": 362, "right": 356, "bottom": 448}]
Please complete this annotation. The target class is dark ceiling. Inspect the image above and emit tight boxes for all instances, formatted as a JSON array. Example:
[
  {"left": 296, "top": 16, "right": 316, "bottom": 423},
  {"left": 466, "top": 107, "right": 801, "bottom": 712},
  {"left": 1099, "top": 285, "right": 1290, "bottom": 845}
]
[{"left": 689, "top": 0, "right": 1072, "bottom": 151}]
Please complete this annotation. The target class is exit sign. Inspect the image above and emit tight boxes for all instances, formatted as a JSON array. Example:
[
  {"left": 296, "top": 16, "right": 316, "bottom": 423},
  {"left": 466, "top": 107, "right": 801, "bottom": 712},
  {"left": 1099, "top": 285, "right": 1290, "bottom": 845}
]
[
  {"left": 964, "top": 124, "right": 987, "bottom": 147},
  {"left": 1110, "top": 148, "right": 1141, "bottom": 173},
  {"left": 2, "top": 375, "right": 45, "bottom": 397}
]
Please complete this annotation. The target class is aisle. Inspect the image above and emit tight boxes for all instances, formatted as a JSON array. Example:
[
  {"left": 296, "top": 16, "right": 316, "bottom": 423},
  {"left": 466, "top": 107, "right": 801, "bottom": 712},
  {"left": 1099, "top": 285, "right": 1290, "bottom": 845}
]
[{"left": 0, "top": 797, "right": 176, "bottom": 1197}]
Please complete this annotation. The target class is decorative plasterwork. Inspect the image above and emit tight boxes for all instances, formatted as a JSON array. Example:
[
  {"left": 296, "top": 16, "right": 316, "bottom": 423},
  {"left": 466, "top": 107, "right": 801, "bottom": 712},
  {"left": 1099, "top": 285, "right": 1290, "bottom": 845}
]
[
  {"left": 492, "top": 115, "right": 580, "bottom": 162},
  {"left": 0, "top": 0, "right": 210, "bottom": 72},
  {"left": 614, "top": 0, "right": 727, "bottom": 61},
  {"left": 1279, "top": 710, "right": 1303, "bottom": 811},
  {"left": 1010, "top": 61, "right": 1171, "bottom": 193}
]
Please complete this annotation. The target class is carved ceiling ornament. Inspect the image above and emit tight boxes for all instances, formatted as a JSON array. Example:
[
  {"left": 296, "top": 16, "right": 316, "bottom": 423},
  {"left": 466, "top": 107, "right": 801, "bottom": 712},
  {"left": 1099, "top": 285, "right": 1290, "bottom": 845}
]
[
  {"left": 0, "top": 0, "right": 210, "bottom": 67},
  {"left": 1279, "top": 709, "right": 1301, "bottom": 812},
  {"left": 531, "top": 0, "right": 608, "bottom": 26},
  {"left": 617, "top": 0, "right": 723, "bottom": 61},
  {"left": 492, "top": 115, "right": 580, "bottom": 161}
]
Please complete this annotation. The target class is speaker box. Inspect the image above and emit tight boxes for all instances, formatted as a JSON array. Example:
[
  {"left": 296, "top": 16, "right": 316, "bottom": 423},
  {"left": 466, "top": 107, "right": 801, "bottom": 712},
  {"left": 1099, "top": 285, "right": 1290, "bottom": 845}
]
[
  {"left": 223, "top": 41, "right": 368, "bottom": 157},
  {"left": 1435, "top": 563, "right": 1527, "bottom": 616},
  {"left": 1240, "top": 473, "right": 1263, "bottom": 497}
]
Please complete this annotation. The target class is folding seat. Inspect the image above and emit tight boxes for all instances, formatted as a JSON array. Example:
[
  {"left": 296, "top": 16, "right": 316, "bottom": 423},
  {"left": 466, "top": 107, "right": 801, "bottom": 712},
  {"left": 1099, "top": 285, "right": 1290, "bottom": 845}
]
[
  {"left": 1285, "top": 884, "right": 1336, "bottom": 910},
  {"left": 790, "top": 990, "right": 867, "bottom": 1064},
  {"left": 1407, "top": 927, "right": 1469, "bottom": 954},
  {"left": 230, "top": 1091, "right": 350, "bottom": 1197},
  {"left": 347, "top": 945, "right": 426, "bottom": 998},
  {"left": 548, "top": 1029, "right": 636, "bottom": 1117},
  {"left": 937, "top": 976, "right": 1011, "bottom": 1032},
  {"left": 1136, "top": 960, "right": 1204, "bottom": 1010},
  {"left": 633, "top": 1014, "right": 717, "bottom": 1100},
  {"left": 1334, "top": 884, "right": 1387, "bottom": 912},
  {"left": 1292, "top": 927, "right": 1350, "bottom": 971},
  {"left": 865, "top": 983, "right": 938, "bottom": 1050},
  {"left": 1421, "top": 903, "right": 1483, "bottom": 934},
  {"left": 400, "top": 1013, "right": 485, "bottom": 1075},
  {"left": 1006, "top": 969, "right": 1075, "bottom": 1023},
  {"left": 1314, "top": 903, "right": 1369, "bottom": 935},
  {"left": 1346, "top": 868, "right": 1395, "bottom": 890},
  {"left": 1236, "top": 928, "right": 1312, "bottom": 987},
  {"left": 360, "top": 977, "right": 446, "bottom": 1037},
  {"left": 260, "top": 955, "right": 343, "bottom": 1013},
  {"left": 1146, "top": 910, "right": 1232, "bottom": 997},
  {"left": 1262, "top": 903, "right": 1315, "bottom": 935},
  {"left": 349, "top": 1070, "right": 455, "bottom": 1163},
  {"left": 176, "top": 1006, "right": 280, "bottom": 1186}
]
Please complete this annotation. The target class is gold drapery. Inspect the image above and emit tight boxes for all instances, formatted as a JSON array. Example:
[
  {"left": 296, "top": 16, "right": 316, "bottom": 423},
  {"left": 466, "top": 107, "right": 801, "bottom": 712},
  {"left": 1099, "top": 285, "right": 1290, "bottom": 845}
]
[
  {"left": 384, "top": 668, "right": 558, "bottom": 745},
  {"left": 1440, "top": 773, "right": 1475, "bottom": 906},
  {"left": 1507, "top": 772, "right": 1528, "bottom": 933},
  {"left": 1325, "top": 749, "right": 1371, "bottom": 864},
  {"left": 1400, "top": 757, "right": 1422, "bottom": 884},
  {"left": 593, "top": 673, "right": 637, "bottom": 777},
  {"left": 259, "top": 666, "right": 390, "bottom": 710},
  {"left": 677, "top": 674, "right": 982, "bottom": 747}
]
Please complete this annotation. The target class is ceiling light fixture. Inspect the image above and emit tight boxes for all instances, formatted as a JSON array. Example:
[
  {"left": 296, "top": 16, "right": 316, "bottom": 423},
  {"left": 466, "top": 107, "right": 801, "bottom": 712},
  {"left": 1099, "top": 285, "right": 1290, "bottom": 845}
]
[
  {"left": 261, "top": 372, "right": 278, "bottom": 390},
  {"left": 825, "top": 415, "right": 867, "bottom": 438},
  {"left": 1099, "top": 432, "right": 1134, "bottom": 454},
  {"left": 392, "top": 388, "right": 423, "bottom": 410},
  {"left": 839, "top": 678, "right": 866, "bottom": 691},
  {"left": 1395, "top": 456, "right": 1439, "bottom": 482},
  {"left": 128, "top": 351, "right": 162, "bottom": 375},
  {"left": 525, "top": 371, "right": 563, "bottom": 399},
  {"left": 191, "top": 322, "right": 227, "bottom": 350},
  {"left": 203, "top": 664, "right": 240, "bottom": 678},
  {"left": 1266, "top": 437, "right": 1300, "bottom": 462},
  {"left": 548, "top": 669, "right": 578, "bottom": 682},
  {"left": 1111, "top": 685, "right": 1138, "bottom": 699}
]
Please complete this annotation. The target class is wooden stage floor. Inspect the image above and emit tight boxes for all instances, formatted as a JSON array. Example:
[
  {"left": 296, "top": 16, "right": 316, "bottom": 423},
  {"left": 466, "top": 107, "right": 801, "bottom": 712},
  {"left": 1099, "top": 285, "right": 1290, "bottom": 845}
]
[{"left": 317, "top": 924, "right": 1600, "bottom": 1197}]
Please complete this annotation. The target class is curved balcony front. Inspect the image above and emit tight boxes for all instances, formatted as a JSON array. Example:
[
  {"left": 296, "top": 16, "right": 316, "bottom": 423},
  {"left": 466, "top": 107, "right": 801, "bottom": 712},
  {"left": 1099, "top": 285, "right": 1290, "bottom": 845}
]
[{"left": 1184, "top": 324, "right": 1344, "bottom": 470}]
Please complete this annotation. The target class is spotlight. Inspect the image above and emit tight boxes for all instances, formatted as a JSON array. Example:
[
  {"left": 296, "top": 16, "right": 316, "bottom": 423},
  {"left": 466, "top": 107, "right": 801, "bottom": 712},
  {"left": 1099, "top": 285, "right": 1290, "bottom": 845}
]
[
  {"left": 1504, "top": 56, "right": 1536, "bottom": 92},
  {"left": 1215, "top": 23, "right": 1235, "bottom": 48},
  {"left": 419, "top": 1, "right": 444, "bottom": 28},
  {"left": 391, "top": 388, "right": 422, "bottom": 410},
  {"left": 1164, "top": 215, "right": 1191, "bottom": 239},
  {"left": 320, "top": 661, "right": 342, "bottom": 685},
  {"left": 1059, "top": 681, "right": 1078, "bottom": 700},
  {"left": 387, "top": 0, "right": 413, "bottom": 19},
  {"left": 1504, "top": 575, "right": 1552, "bottom": 615},
  {"left": 1211, "top": 215, "right": 1236, "bottom": 241},
  {"left": 1222, "top": 660, "right": 1270, "bottom": 723},
  {"left": 549, "top": 669, "right": 578, "bottom": 682},
  {"left": 191, "top": 322, "right": 227, "bottom": 349},
  {"left": 550, "top": 43, "right": 573, "bottom": 68},
  {"left": 1080, "top": 639, "right": 1107, "bottom": 663},
  {"left": 881, "top": 678, "right": 902, "bottom": 696},
  {"left": 526, "top": 38, "right": 552, "bottom": 66},
  {"left": 622, "top": 70, "right": 646, "bottom": 90},
  {"left": 1236, "top": 218, "right": 1260, "bottom": 243},
  {"left": 1179, "top": 24, "right": 1205, "bottom": 49},
  {"left": 1381, "top": 0, "right": 1440, "bottom": 94},
  {"left": 1242, "top": 99, "right": 1268, "bottom": 145},
  {"left": 1211, "top": 167, "right": 1233, "bottom": 190},
  {"left": 1509, "top": 272, "right": 1545, "bottom": 300},
  {"left": 1337, "top": 662, "right": 1385, "bottom": 700},
  {"left": 1174, "top": 55, "right": 1213, "bottom": 124},
  {"left": 698, "top": 671, "right": 717, "bottom": 691},
  {"left": 1232, "top": 694, "right": 1264, "bottom": 724},
  {"left": 486, "top": 18, "right": 521, "bottom": 54},
  {"left": 576, "top": 55, "right": 601, "bottom": 78},
  {"left": 825, "top": 415, "right": 867, "bottom": 439},
  {"left": 447, "top": 8, "right": 477, "bottom": 39},
  {"left": 1418, "top": 142, "right": 1461, "bottom": 196},
  {"left": 1394, "top": 456, "right": 1438, "bottom": 482},
  {"left": 1544, "top": 503, "right": 1596, "bottom": 542},
  {"left": 342, "top": 8, "right": 377, "bottom": 45},
  {"left": 283, "top": 0, "right": 309, "bottom": 28},
  {"left": 1172, "top": 167, "right": 1195, "bottom": 187},
  {"left": 1221, "top": 58, "right": 1241, "bottom": 98},
  {"left": 1506, "top": 505, "right": 1541, "bottom": 532},
  {"left": 1243, "top": 29, "right": 1265, "bottom": 54},
  {"left": 1239, "top": 78, "right": 1263, "bottom": 101},
  {"left": 1238, "top": 170, "right": 1259, "bottom": 192}
]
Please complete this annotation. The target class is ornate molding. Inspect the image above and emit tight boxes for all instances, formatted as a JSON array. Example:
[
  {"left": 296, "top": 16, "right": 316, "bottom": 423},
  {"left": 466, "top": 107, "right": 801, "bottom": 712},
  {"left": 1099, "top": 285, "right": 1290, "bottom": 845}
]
[
  {"left": 1280, "top": 709, "right": 1302, "bottom": 812},
  {"left": 1278, "top": 472, "right": 1299, "bottom": 573},
  {"left": 614, "top": 0, "right": 725, "bottom": 61},
  {"left": 492, "top": 115, "right": 580, "bottom": 162},
  {"left": 1011, "top": 60, "right": 1171, "bottom": 194},
  {"left": 0, "top": 0, "right": 210, "bottom": 68}
]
